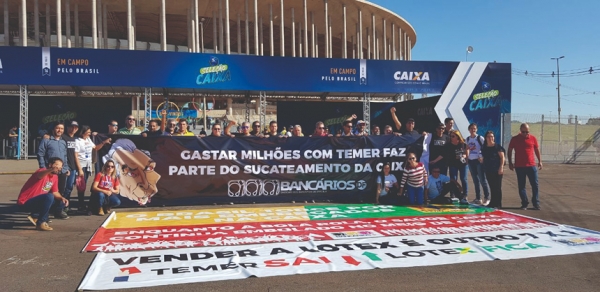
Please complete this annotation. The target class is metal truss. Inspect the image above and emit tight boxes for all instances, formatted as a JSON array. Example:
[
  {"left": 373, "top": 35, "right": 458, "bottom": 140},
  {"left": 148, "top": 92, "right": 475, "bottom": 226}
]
[
  {"left": 19, "top": 85, "right": 29, "bottom": 160},
  {"left": 245, "top": 93, "right": 251, "bottom": 123},
  {"left": 144, "top": 88, "right": 152, "bottom": 129},
  {"left": 259, "top": 91, "right": 267, "bottom": 131},
  {"left": 363, "top": 93, "right": 371, "bottom": 134}
]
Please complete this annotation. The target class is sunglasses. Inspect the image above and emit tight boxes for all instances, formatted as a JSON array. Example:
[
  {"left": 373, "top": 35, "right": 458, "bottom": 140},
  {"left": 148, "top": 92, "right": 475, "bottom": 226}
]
[
  {"left": 253, "top": 125, "right": 261, "bottom": 128},
  {"left": 213, "top": 128, "right": 222, "bottom": 131},
  {"left": 169, "top": 123, "right": 177, "bottom": 126},
  {"left": 127, "top": 118, "right": 136, "bottom": 121},
  {"left": 241, "top": 126, "right": 249, "bottom": 129},
  {"left": 344, "top": 125, "right": 352, "bottom": 128},
  {"left": 106, "top": 165, "right": 115, "bottom": 169},
  {"left": 521, "top": 131, "right": 529, "bottom": 134},
  {"left": 317, "top": 127, "right": 325, "bottom": 129},
  {"left": 110, "top": 124, "right": 118, "bottom": 127}
]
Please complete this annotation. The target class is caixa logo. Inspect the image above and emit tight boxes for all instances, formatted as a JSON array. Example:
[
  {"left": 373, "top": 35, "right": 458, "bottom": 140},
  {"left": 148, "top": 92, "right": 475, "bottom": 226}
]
[
  {"left": 393, "top": 71, "right": 430, "bottom": 81},
  {"left": 228, "top": 179, "right": 280, "bottom": 197}
]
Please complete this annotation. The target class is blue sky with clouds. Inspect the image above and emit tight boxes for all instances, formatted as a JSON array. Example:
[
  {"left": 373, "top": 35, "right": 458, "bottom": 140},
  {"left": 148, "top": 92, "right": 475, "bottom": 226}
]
[{"left": 371, "top": 0, "right": 600, "bottom": 119}]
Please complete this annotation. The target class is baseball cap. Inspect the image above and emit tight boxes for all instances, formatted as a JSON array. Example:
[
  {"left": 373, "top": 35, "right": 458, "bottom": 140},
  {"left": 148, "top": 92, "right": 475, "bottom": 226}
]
[
  {"left": 357, "top": 120, "right": 366, "bottom": 125},
  {"left": 406, "top": 118, "right": 415, "bottom": 123},
  {"left": 70, "top": 121, "right": 79, "bottom": 127}
]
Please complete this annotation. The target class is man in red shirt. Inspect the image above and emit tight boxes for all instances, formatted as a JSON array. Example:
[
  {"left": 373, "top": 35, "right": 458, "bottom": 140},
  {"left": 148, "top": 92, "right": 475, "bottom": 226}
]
[
  {"left": 17, "top": 157, "right": 70, "bottom": 231},
  {"left": 508, "top": 123, "right": 543, "bottom": 210}
]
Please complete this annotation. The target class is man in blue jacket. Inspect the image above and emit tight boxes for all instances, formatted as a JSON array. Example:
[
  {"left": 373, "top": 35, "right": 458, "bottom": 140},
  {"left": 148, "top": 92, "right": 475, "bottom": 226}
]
[{"left": 37, "top": 123, "right": 70, "bottom": 219}]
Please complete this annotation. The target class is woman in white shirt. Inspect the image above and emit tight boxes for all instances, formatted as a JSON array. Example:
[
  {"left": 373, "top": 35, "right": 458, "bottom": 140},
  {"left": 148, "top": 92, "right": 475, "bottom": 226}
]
[
  {"left": 75, "top": 125, "right": 110, "bottom": 210},
  {"left": 376, "top": 162, "right": 399, "bottom": 205}
]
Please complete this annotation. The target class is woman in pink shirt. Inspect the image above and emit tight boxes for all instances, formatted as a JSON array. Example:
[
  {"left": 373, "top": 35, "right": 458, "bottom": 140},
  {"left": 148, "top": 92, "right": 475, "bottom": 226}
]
[{"left": 399, "top": 152, "right": 428, "bottom": 205}]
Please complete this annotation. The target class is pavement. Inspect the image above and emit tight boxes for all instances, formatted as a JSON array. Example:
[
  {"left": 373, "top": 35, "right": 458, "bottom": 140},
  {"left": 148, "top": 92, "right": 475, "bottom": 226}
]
[{"left": 0, "top": 159, "right": 599, "bottom": 292}]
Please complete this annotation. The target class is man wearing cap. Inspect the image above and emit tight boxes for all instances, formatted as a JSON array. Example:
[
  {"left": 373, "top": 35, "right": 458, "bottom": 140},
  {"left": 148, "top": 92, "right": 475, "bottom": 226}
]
[
  {"left": 61, "top": 121, "right": 82, "bottom": 211},
  {"left": 353, "top": 120, "right": 369, "bottom": 136},
  {"left": 37, "top": 123, "right": 70, "bottom": 219},
  {"left": 429, "top": 123, "right": 450, "bottom": 175}
]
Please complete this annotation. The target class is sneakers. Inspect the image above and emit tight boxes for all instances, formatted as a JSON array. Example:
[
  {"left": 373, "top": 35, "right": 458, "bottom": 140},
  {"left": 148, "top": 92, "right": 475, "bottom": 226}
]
[
  {"left": 98, "top": 208, "right": 105, "bottom": 216},
  {"left": 54, "top": 211, "right": 70, "bottom": 219},
  {"left": 459, "top": 199, "right": 469, "bottom": 205},
  {"left": 482, "top": 199, "right": 490, "bottom": 206},
  {"left": 472, "top": 199, "right": 482, "bottom": 205},
  {"left": 520, "top": 205, "right": 528, "bottom": 210},
  {"left": 36, "top": 222, "right": 53, "bottom": 231},
  {"left": 27, "top": 215, "right": 37, "bottom": 226},
  {"left": 533, "top": 205, "right": 541, "bottom": 210}
]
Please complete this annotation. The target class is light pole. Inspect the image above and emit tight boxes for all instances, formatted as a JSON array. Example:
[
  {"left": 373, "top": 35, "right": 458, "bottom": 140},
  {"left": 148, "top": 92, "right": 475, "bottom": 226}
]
[
  {"left": 551, "top": 56, "right": 564, "bottom": 143},
  {"left": 200, "top": 18, "right": 205, "bottom": 53}
]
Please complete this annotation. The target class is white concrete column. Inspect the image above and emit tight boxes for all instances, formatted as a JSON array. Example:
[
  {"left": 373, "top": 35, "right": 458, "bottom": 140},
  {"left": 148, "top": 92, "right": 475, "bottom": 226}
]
[
  {"left": 91, "top": 0, "right": 97, "bottom": 48},
  {"left": 4, "top": 0, "right": 8, "bottom": 46},
  {"left": 367, "top": 27, "right": 370, "bottom": 59},
  {"left": 213, "top": 11, "right": 218, "bottom": 52},
  {"left": 403, "top": 32, "right": 407, "bottom": 60},
  {"left": 131, "top": 3, "right": 136, "bottom": 49},
  {"left": 392, "top": 23, "right": 395, "bottom": 59},
  {"left": 127, "top": 0, "right": 133, "bottom": 49},
  {"left": 324, "top": 0, "right": 328, "bottom": 58},
  {"left": 218, "top": 0, "right": 223, "bottom": 53},
  {"left": 342, "top": 4, "right": 347, "bottom": 58},
  {"left": 398, "top": 27, "right": 402, "bottom": 60},
  {"left": 254, "top": 0, "right": 258, "bottom": 55},
  {"left": 200, "top": 19, "right": 204, "bottom": 53},
  {"left": 46, "top": 2, "right": 51, "bottom": 46},
  {"left": 303, "top": 0, "right": 308, "bottom": 57},
  {"left": 97, "top": 0, "right": 102, "bottom": 48},
  {"left": 160, "top": 0, "right": 166, "bottom": 51},
  {"left": 187, "top": 6, "right": 191, "bottom": 51},
  {"left": 259, "top": 16, "right": 263, "bottom": 56},
  {"left": 194, "top": 0, "right": 199, "bottom": 52},
  {"left": 102, "top": 2, "right": 108, "bottom": 48},
  {"left": 245, "top": 0, "right": 249, "bottom": 54},
  {"left": 358, "top": 9, "right": 363, "bottom": 59},
  {"left": 227, "top": 98, "right": 233, "bottom": 116},
  {"left": 352, "top": 34, "right": 355, "bottom": 59},
  {"left": 310, "top": 11, "right": 315, "bottom": 57},
  {"left": 291, "top": 8, "right": 295, "bottom": 57},
  {"left": 328, "top": 15, "right": 332, "bottom": 58},
  {"left": 65, "top": 0, "right": 71, "bottom": 48},
  {"left": 237, "top": 13, "right": 241, "bottom": 53},
  {"left": 371, "top": 14, "right": 375, "bottom": 59},
  {"left": 382, "top": 19, "right": 386, "bottom": 60},
  {"left": 56, "top": 0, "right": 62, "bottom": 47},
  {"left": 20, "top": 2, "right": 26, "bottom": 46},
  {"left": 192, "top": 18, "right": 197, "bottom": 52},
  {"left": 315, "top": 25, "right": 318, "bottom": 57},
  {"left": 280, "top": 0, "right": 284, "bottom": 57},
  {"left": 74, "top": 3, "right": 79, "bottom": 47},
  {"left": 269, "top": 4, "right": 273, "bottom": 56},
  {"left": 298, "top": 21, "right": 302, "bottom": 57},
  {"left": 225, "top": 0, "right": 230, "bottom": 54},
  {"left": 34, "top": 0, "right": 40, "bottom": 46},
  {"left": 409, "top": 38, "right": 411, "bottom": 60}
]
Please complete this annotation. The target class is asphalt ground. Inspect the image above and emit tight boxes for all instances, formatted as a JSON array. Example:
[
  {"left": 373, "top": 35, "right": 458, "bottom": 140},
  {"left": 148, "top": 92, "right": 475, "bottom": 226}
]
[{"left": 0, "top": 159, "right": 598, "bottom": 292}]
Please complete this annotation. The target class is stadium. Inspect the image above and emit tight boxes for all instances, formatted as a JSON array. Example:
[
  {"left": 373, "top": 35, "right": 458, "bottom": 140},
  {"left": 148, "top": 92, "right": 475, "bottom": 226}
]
[{"left": 1, "top": 0, "right": 416, "bottom": 146}]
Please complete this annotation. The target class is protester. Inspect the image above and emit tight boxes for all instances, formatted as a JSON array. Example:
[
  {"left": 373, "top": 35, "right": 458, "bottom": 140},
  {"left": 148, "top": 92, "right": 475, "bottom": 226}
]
[
  {"left": 37, "top": 123, "right": 69, "bottom": 219},
  {"left": 443, "top": 117, "right": 454, "bottom": 135},
  {"left": 399, "top": 152, "right": 428, "bottom": 205},
  {"left": 280, "top": 126, "right": 288, "bottom": 137},
  {"left": 338, "top": 120, "right": 354, "bottom": 136},
  {"left": 429, "top": 123, "right": 449, "bottom": 175},
  {"left": 8, "top": 125, "right": 18, "bottom": 158},
  {"left": 291, "top": 125, "right": 304, "bottom": 137},
  {"left": 92, "top": 120, "right": 119, "bottom": 174},
  {"left": 61, "top": 121, "right": 80, "bottom": 210},
  {"left": 508, "top": 123, "right": 542, "bottom": 210},
  {"left": 208, "top": 123, "right": 225, "bottom": 137},
  {"left": 376, "top": 162, "right": 399, "bottom": 205},
  {"left": 424, "top": 166, "right": 467, "bottom": 204},
  {"left": 118, "top": 115, "right": 142, "bottom": 135},
  {"left": 173, "top": 119, "right": 194, "bottom": 136},
  {"left": 371, "top": 124, "right": 380, "bottom": 136},
  {"left": 75, "top": 125, "right": 111, "bottom": 211},
  {"left": 90, "top": 159, "right": 121, "bottom": 215},
  {"left": 312, "top": 121, "right": 331, "bottom": 137},
  {"left": 141, "top": 120, "right": 166, "bottom": 137},
  {"left": 250, "top": 121, "right": 263, "bottom": 136},
  {"left": 466, "top": 123, "right": 490, "bottom": 205},
  {"left": 287, "top": 125, "right": 294, "bottom": 137},
  {"left": 17, "top": 157, "right": 70, "bottom": 231},
  {"left": 481, "top": 130, "right": 505, "bottom": 209},
  {"left": 228, "top": 121, "right": 252, "bottom": 137},
  {"left": 353, "top": 120, "right": 368, "bottom": 136},
  {"left": 445, "top": 130, "right": 469, "bottom": 201},
  {"left": 164, "top": 119, "right": 177, "bottom": 135},
  {"left": 265, "top": 121, "right": 280, "bottom": 137}
]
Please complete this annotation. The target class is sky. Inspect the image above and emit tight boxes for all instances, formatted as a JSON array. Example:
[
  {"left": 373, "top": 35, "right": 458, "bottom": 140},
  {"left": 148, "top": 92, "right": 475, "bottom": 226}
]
[{"left": 371, "top": 0, "right": 600, "bottom": 120}]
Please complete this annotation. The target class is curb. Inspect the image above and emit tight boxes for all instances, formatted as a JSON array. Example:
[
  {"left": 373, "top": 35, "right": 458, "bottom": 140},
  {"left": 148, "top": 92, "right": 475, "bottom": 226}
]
[{"left": 0, "top": 172, "right": 36, "bottom": 175}]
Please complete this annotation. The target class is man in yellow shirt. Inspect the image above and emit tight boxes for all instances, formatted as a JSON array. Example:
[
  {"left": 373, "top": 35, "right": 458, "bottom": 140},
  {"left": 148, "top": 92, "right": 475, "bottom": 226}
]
[{"left": 173, "top": 119, "right": 194, "bottom": 136}]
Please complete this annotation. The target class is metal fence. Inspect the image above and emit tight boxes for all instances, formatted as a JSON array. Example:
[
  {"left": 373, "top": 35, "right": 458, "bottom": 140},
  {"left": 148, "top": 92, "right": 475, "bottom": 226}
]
[{"left": 506, "top": 113, "right": 600, "bottom": 164}]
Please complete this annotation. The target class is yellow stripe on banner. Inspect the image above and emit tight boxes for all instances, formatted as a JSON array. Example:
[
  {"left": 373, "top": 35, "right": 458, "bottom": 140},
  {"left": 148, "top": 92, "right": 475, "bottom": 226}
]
[{"left": 104, "top": 207, "right": 310, "bottom": 229}]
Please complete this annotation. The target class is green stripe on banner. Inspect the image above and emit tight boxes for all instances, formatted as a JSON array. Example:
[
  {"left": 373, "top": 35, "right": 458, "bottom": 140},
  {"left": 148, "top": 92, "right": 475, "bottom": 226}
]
[{"left": 304, "top": 204, "right": 492, "bottom": 220}]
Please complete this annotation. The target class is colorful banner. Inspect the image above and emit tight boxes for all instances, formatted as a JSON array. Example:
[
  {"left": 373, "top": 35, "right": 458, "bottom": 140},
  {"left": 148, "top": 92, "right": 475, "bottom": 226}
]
[
  {"left": 84, "top": 205, "right": 551, "bottom": 253},
  {"left": 0, "top": 47, "right": 510, "bottom": 95},
  {"left": 79, "top": 223, "right": 600, "bottom": 290},
  {"left": 98, "top": 135, "right": 418, "bottom": 205}
]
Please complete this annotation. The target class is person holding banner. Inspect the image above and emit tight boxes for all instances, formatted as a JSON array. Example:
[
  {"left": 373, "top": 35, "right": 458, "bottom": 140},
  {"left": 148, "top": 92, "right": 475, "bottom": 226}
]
[
  {"left": 376, "top": 163, "right": 399, "bottom": 205},
  {"left": 173, "top": 119, "right": 194, "bottom": 136},
  {"left": 445, "top": 130, "right": 470, "bottom": 201},
  {"left": 311, "top": 121, "right": 332, "bottom": 137},
  {"left": 399, "top": 153, "right": 428, "bottom": 205},
  {"left": 117, "top": 115, "right": 141, "bottom": 135}
]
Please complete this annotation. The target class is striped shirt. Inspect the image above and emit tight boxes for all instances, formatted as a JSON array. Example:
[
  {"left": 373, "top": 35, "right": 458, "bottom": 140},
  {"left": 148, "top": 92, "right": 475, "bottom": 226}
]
[{"left": 401, "top": 162, "right": 427, "bottom": 187}]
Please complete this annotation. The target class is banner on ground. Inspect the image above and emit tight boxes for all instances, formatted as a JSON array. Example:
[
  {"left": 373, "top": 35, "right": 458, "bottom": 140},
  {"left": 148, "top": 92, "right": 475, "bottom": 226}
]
[
  {"left": 98, "top": 135, "right": 419, "bottom": 205},
  {"left": 83, "top": 205, "right": 550, "bottom": 253},
  {"left": 79, "top": 223, "right": 600, "bottom": 290}
]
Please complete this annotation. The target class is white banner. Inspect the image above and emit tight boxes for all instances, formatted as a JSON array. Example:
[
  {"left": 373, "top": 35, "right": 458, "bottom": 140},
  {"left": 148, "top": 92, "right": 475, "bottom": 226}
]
[{"left": 79, "top": 225, "right": 600, "bottom": 290}]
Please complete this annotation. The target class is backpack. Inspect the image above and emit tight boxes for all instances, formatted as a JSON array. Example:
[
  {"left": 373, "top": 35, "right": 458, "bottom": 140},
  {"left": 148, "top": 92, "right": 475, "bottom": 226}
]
[{"left": 467, "top": 135, "right": 483, "bottom": 148}]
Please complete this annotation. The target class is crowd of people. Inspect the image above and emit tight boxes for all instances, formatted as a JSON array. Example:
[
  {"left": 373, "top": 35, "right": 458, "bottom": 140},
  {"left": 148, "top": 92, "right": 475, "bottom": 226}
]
[{"left": 16, "top": 110, "right": 543, "bottom": 231}]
